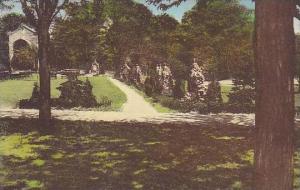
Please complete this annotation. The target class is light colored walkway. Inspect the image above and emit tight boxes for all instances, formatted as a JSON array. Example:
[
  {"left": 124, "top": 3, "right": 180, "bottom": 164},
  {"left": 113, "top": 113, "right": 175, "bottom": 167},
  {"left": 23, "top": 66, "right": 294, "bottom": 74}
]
[
  {"left": 107, "top": 77, "right": 158, "bottom": 114},
  {"left": 0, "top": 108, "right": 255, "bottom": 125},
  {"left": 1, "top": 108, "right": 300, "bottom": 127}
]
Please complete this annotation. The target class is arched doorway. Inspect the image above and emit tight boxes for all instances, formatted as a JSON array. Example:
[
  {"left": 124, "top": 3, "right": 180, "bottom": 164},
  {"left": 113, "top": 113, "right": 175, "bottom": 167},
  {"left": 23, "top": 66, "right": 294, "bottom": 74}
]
[
  {"left": 11, "top": 39, "right": 37, "bottom": 71},
  {"left": 8, "top": 24, "right": 38, "bottom": 71}
]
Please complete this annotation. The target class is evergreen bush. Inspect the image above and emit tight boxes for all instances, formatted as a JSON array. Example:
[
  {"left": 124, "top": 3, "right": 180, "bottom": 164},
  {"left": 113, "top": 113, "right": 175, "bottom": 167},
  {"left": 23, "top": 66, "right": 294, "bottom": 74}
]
[{"left": 55, "top": 77, "right": 99, "bottom": 108}]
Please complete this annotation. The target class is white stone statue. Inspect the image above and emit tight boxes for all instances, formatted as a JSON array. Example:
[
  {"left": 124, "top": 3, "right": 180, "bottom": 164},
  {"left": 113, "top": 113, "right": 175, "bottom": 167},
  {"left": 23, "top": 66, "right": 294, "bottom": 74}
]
[
  {"left": 157, "top": 63, "right": 174, "bottom": 95},
  {"left": 189, "top": 60, "right": 207, "bottom": 99}
]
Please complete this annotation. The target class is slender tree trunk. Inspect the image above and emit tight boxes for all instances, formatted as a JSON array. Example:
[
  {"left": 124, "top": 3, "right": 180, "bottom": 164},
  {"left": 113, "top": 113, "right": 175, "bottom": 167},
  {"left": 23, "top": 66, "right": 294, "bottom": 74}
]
[
  {"left": 254, "top": 1, "right": 295, "bottom": 190},
  {"left": 38, "top": 19, "right": 51, "bottom": 127}
]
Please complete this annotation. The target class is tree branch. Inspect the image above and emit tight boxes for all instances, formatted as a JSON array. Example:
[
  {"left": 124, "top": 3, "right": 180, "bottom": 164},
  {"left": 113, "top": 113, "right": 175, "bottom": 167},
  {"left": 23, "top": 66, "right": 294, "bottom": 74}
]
[
  {"left": 50, "top": 0, "right": 69, "bottom": 22},
  {"left": 146, "top": 0, "right": 187, "bottom": 10},
  {"left": 20, "top": 0, "right": 38, "bottom": 27}
]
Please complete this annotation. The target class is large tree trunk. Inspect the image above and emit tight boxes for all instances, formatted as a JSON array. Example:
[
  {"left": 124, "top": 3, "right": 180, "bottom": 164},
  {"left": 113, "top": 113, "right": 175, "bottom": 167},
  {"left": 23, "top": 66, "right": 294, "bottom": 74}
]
[
  {"left": 254, "top": 1, "right": 295, "bottom": 190},
  {"left": 38, "top": 20, "right": 51, "bottom": 127}
]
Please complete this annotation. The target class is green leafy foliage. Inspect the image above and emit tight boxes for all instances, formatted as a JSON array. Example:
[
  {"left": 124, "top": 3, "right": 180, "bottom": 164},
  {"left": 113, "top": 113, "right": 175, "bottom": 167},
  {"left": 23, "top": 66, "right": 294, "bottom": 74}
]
[
  {"left": 11, "top": 44, "right": 37, "bottom": 70},
  {"left": 226, "top": 88, "right": 255, "bottom": 113},
  {"left": 205, "top": 80, "right": 223, "bottom": 113},
  {"left": 51, "top": 1, "right": 104, "bottom": 71},
  {"left": 181, "top": 0, "right": 254, "bottom": 79},
  {"left": 55, "top": 77, "right": 100, "bottom": 108}
]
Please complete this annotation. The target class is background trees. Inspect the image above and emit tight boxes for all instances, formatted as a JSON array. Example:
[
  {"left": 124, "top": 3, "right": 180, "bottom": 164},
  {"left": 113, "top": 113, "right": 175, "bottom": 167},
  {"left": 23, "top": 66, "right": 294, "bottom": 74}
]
[
  {"left": 181, "top": 0, "right": 254, "bottom": 80},
  {"left": 51, "top": 1, "right": 104, "bottom": 71}
]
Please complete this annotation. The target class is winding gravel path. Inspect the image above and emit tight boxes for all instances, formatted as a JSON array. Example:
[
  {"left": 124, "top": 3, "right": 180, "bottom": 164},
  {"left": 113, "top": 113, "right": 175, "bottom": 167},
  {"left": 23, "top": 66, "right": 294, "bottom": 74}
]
[{"left": 107, "top": 77, "right": 158, "bottom": 115}]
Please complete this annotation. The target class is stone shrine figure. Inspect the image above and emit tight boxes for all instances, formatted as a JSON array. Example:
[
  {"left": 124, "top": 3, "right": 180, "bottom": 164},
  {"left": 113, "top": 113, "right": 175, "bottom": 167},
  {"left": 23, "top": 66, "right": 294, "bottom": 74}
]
[
  {"left": 188, "top": 60, "right": 207, "bottom": 100},
  {"left": 157, "top": 63, "right": 174, "bottom": 96},
  {"left": 120, "top": 63, "right": 131, "bottom": 82},
  {"left": 90, "top": 60, "right": 100, "bottom": 75}
]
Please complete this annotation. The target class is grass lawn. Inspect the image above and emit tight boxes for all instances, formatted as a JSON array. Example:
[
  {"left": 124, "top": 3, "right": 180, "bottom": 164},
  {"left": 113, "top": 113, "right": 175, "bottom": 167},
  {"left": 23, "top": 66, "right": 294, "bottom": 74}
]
[
  {"left": 0, "top": 118, "right": 299, "bottom": 189},
  {"left": 79, "top": 76, "right": 127, "bottom": 111},
  {"left": 221, "top": 85, "right": 232, "bottom": 103},
  {"left": 0, "top": 75, "right": 126, "bottom": 110},
  {"left": 0, "top": 75, "right": 65, "bottom": 108}
]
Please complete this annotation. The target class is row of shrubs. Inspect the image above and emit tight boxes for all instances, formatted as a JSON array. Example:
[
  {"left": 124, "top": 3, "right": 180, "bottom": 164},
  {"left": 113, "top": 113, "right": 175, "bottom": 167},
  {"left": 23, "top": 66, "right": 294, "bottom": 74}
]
[
  {"left": 20, "top": 76, "right": 112, "bottom": 109},
  {"left": 153, "top": 87, "right": 255, "bottom": 114}
]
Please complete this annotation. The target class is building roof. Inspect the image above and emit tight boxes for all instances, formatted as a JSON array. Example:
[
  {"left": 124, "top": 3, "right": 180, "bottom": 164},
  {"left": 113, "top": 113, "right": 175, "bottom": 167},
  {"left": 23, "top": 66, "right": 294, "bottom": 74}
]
[{"left": 7, "top": 24, "right": 36, "bottom": 36}]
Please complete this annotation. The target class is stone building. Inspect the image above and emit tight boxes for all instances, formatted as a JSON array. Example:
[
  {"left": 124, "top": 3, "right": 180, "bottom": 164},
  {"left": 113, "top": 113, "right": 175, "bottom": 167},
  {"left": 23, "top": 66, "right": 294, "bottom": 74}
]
[{"left": 7, "top": 24, "right": 38, "bottom": 70}]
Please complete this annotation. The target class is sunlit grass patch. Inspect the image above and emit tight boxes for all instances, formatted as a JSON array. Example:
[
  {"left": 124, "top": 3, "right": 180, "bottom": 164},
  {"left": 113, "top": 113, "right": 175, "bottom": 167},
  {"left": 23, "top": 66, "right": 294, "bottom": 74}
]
[
  {"left": 132, "top": 181, "right": 144, "bottom": 189},
  {"left": 197, "top": 162, "right": 242, "bottom": 171},
  {"left": 240, "top": 150, "right": 254, "bottom": 165},
  {"left": 51, "top": 152, "right": 64, "bottom": 160},
  {"left": 31, "top": 159, "right": 46, "bottom": 167},
  {"left": 24, "top": 179, "right": 44, "bottom": 189},
  {"left": 0, "top": 133, "right": 44, "bottom": 159},
  {"left": 211, "top": 136, "right": 245, "bottom": 140},
  {"left": 133, "top": 169, "right": 146, "bottom": 175},
  {"left": 93, "top": 151, "right": 119, "bottom": 158}
]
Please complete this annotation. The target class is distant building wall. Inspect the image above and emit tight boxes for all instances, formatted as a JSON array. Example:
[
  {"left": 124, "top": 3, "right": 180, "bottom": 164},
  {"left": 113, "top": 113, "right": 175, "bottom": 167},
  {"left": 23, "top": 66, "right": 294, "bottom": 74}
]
[{"left": 8, "top": 24, "right": 38, "bottom": 68}]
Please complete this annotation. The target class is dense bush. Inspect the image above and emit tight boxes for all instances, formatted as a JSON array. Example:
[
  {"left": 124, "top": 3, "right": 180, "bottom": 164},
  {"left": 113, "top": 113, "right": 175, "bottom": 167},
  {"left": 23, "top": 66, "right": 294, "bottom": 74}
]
[
  {"left": 158, "top": 96, "right": 209, "bottom": 113},
  {"left": 98, "top": 96, "right": 112, "bottom": 107},
  {"left": 19, "top": 82, "right": 40, "bottom": 109},
  {"left": 226, "top": 88, "right": 255, "bottom": 113},
  {"left": 55, "top": 77, "right": 99, "bottom": 108},
  {"left": 144, "top": 77, "right": 153, "bottom": 96},
  {"left": 173, "top": 80, "right": 185, "bottom": 99},
  {"left": 19, "top": 78, "right": 112, "bottom": 109},
  {"left": 205, "top": 80, "right": 223, "bottom": 113}
]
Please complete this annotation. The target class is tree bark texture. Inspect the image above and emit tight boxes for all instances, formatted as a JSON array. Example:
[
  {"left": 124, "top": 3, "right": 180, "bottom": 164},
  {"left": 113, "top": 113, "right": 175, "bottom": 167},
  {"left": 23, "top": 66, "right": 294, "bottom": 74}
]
[
  {"left": 38, "top": 19, "right": 51, "bottom": 127},
  {"left": 254, "top": 1, "right": 295, "bottom": 190}
]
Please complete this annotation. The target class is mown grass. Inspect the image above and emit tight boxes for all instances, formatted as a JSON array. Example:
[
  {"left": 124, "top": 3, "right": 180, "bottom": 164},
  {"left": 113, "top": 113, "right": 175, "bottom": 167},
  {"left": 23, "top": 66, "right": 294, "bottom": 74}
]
[
  {"left": 79, "top": 76, "right": 127, "bottom": 111},
  {"left": 0, "top": 118, "right": 299, "bottom": 189},
  {"left": 221, "top": 85, "right": 233, "bottom": 103},
  {"left": 0, "top": 75, "right": 65, "bottom": 108},
  {"left": 0, "top": 75, "right": 126, "bottom": 110}
]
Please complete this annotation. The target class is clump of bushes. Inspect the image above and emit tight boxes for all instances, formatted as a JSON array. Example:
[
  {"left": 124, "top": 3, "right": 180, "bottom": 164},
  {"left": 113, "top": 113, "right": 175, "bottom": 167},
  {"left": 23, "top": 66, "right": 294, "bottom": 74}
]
[
  {"left": 19, "top": 82, "right": 40, "bottom": 109},
  {"left": 144, "top": 76, "right": 162, "bottom": 96},
  {"left": 226, "top": 88, "right": 255, "bottom": 113},
  {"left": 98, "top": 96, "right": 112, "bottom": 107},
  {"left": 55, "top": 76, "right": 99, "bottom": 108},
  {"left": 204, "top": 80, "right": 223, "bottom": 113},
  {"left": 149, "top": 77, "right": 256, "bottom": 114},
  {"left": 19, "top": 75, "right": 112, "bottom": 109}
]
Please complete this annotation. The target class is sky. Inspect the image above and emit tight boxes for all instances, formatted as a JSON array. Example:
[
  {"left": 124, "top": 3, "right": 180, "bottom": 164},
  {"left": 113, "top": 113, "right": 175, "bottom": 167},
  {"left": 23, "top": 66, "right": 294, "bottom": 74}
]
[{"left": 136, "top": 0, "right": 254, "bottom": 21}]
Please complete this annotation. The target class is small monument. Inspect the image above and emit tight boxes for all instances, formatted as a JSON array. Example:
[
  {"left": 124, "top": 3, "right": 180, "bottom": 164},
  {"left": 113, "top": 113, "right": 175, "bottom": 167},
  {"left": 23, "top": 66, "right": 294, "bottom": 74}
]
[
  {"left": 188, "top": 59, "right": 207, "bottom": 100},
  {"left": 90, "top": 60, "right": 100, "bottom": 75},
  {"left": 120, "top": 63, "right": 131, "bottom": 82},
  {"left": 130, "top": 64, "right": 143, "bottom": 86},
  {"left": 157, "top": 63, "right": 174, "bottom": 96}
]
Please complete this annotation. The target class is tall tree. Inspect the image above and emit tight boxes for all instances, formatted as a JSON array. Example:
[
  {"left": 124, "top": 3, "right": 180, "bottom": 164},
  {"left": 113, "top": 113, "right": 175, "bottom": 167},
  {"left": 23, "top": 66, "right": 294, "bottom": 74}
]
[
  {"left": 254, "top": 1, "right": 295, "bottom": 189},
  {"left": 20, "top": 0, "right": 68, "bottom": 127}
]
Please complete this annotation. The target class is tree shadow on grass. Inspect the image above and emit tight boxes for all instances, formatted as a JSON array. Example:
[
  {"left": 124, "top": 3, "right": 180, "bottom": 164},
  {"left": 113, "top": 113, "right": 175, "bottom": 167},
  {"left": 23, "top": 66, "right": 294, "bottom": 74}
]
[{"left": 0, "top": 118, "right": 280, "bottom": 190}]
